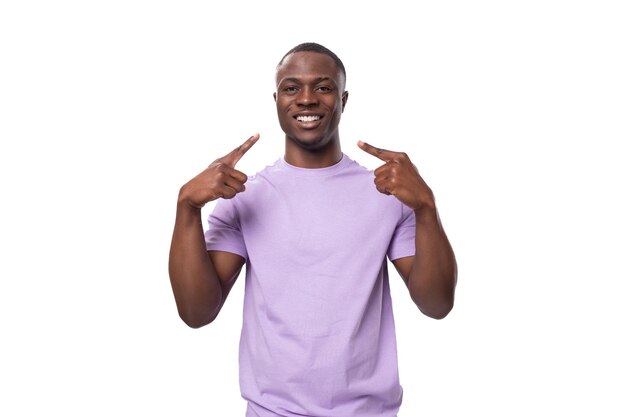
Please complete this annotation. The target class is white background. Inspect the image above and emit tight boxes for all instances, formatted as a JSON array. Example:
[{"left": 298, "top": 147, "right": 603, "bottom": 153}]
[{"left": 1, "top": 1, "right": 624, "bottom": 415}]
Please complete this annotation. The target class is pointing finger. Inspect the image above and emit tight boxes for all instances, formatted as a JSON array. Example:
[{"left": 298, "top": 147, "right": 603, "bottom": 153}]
[
  {"left": 357, "top": 140, "right": 396, "bottom": 162},
  {"left": 224, "top": 133, "right": 260, "bottom": 166}
]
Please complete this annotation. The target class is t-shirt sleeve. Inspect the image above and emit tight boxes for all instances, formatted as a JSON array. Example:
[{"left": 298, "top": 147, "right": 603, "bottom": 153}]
[
  {"left": 204, "top": 199, "right": 248, "bottom": 260},
  {"left": 387, "top": 202, "right": 416, "bottom": 260}
]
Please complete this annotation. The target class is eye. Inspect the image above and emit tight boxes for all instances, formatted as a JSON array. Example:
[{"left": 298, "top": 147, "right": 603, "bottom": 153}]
[
  {"left": 282, "top": 85, "right": 299, "bottom": 94},
  {"left": 316, "top": 85, "right": 333, "bottom": 93}
]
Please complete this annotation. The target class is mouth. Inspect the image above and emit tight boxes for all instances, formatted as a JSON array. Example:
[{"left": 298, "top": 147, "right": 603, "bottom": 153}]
[
  {"left": 295, "top": 115, "right": 322, "bottom": 122},
  {"left": 293, "top": 114, "right": 323, "bottom": 129}
]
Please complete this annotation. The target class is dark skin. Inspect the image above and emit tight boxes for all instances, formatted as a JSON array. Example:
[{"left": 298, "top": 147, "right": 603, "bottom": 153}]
[
  {"left": 169, "top": 51, "right": 456, "bottom": 328},
  {"left": 357, "top": 141, "right": 457, "bottom": 318},
  {"left": 273, "top": 51, "right": 348, "bottom": 168},
  {"left": 169, "top": 134, "right": 257, "bottom": 327}
]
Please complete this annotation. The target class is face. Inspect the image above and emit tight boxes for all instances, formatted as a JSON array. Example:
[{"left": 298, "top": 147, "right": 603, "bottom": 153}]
[{"left": 274, "top": 51, "right": 348, "bottom": 151}]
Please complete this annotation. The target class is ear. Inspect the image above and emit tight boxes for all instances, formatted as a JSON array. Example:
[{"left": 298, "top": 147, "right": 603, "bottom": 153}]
[
  {"left": 273, "top": 92, "right": 277, "bottom": 102},
  {"left": 341, "top": 91, "right": 349, "bottom": 112}
]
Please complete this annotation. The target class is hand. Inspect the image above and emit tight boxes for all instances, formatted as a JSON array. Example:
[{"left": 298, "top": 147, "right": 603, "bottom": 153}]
[
  {"left": 358, "top": 140, "right": 435, "bottom": 212},
  {"left": 179, "top": 134, "right": 260, "bottom": 209}
]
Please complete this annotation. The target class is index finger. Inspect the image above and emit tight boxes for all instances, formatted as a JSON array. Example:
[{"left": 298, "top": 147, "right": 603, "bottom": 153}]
[
  {"left": 224, "top": 133, "right": 260, "bottom": 166},
  {"left": 357, "top": 140, "right": 397, "bottom": 162}
]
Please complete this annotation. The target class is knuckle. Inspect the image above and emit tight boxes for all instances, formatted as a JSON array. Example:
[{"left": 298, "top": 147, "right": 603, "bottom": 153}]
[{"left": 211, "top": 161, "right": 225, "bottom": 171}]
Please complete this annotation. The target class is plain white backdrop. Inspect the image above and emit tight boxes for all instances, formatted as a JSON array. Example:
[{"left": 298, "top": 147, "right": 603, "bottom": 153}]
[{"left": 1, "top": 1, "right": 624, "bottom": 415}]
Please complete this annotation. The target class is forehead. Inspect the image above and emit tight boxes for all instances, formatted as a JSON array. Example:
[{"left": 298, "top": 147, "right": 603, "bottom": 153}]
[{"left": 276, "top": 51, "right": 343, "bottom": 86}]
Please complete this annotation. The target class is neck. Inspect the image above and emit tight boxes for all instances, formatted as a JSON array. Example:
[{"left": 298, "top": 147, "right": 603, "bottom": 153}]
[{"left": 284, "top": 137, "right": 342, "bottom": 169}]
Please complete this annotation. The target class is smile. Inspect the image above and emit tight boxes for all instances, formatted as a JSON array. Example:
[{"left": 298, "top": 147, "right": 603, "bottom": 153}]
[{"left": 295, "top": 115, "right": 322, "bottom": 122}]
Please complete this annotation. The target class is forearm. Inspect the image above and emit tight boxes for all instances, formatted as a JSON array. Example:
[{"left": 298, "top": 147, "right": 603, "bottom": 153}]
[
  {"left": 408, "top": 207, "right": 457, "bottom": 319},
  {"left": 168, "top": 198, "right": 222, "bottom": 328}
]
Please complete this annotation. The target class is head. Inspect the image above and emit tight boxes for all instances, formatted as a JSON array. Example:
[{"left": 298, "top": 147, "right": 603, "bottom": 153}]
[
  {"left": 276, "top": 43, "right": 347, "bottom": 90},
  {"left": 274, "top": 43, "right": 349, "bottom": 153}
]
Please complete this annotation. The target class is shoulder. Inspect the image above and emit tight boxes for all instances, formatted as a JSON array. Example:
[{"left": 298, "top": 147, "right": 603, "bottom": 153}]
[
  {"left": 223, "top": 159, "right": 283, "bottom": 211},
  {"left": 339, "top": 154, "right": 382, "bottom": 187},
  {"left": 235, "top": 159, "right": 282, "bottom": 193},
  {"left": 333, "top": 154, "right": 376, "bottom": 182},
  {"left": 346, "top": 154, "right": 415, "bottom": 216}
]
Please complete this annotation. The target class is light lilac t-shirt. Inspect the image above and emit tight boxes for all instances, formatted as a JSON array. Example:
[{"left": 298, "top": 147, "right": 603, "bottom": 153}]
[{"left": 205, "top": 154, "right": 416, "bottom": 417}]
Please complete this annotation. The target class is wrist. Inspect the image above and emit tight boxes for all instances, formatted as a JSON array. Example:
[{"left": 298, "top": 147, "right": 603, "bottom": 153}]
[
  {"left": 413, "top": 204, "right": 439, "bottom": 224},
  {"left": 177, "top": 185, "right": 204, "bottom": 212}
]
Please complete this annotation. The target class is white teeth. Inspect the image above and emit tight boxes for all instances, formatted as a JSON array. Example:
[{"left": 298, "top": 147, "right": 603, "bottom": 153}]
[{"left": 296, "top": 115, "right": 320, "bottom": 122}]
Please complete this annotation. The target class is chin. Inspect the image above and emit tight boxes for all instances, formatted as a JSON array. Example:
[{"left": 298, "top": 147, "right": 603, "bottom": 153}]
[{"left": 288, "top": 133, "right": 329, "bottom": 150}]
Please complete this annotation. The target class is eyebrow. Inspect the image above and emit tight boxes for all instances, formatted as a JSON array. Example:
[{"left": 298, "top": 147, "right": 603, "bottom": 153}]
[{"left": 280, "top": 77, "right": 335, "bottom": 85}]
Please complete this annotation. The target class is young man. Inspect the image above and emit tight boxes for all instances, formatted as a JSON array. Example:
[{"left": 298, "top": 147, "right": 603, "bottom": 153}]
[{"left": 169, "top": 43, "right": 457, "bottom": 417}]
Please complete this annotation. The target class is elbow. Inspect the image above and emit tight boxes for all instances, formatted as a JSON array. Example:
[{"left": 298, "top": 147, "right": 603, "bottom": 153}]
[
  {"left": 412, "top": 293, "right": 455, "bottom": 320},
  {"left": 419, "top": 301, "right": 454, "bottom": 320},
  {"left": 172, "top": 288, "right": 223, "bottom": 329},
  {"left": 177, "top": 307, "right": 218, "bottom": 329},
  {"left": 410, "top": 275, "right": 456, "bottom": 320},
  {"left": 181, "top": 315, "right": 213, "bottom": 329}
]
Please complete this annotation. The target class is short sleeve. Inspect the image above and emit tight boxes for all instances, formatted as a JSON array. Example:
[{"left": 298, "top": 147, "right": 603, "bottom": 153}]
[
  {"left": 387, "top": 203, "right": 416, "bottom": 260},
  {"left": 204, "top": 199, "right": 248, "bottom": 260}
]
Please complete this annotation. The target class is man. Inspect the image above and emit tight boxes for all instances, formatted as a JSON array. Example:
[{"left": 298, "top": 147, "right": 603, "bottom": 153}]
[{"left": 169, "top": 43, "right": 457, "bottom": 417}]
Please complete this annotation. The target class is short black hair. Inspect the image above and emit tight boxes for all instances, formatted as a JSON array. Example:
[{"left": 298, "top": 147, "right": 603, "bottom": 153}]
[{"left": 277, "top": 42, "right": 346, "bottom": 82}]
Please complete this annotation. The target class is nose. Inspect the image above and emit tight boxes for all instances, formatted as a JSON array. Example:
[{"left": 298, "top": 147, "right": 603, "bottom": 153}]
[{"left": 296, "top": 86, "right": 318, "bottom": 107}]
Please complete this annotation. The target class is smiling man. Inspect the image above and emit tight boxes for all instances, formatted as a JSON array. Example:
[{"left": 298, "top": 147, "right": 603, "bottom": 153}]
[{"left": 169, "top": 43, "right": 457, "bottom": 417}]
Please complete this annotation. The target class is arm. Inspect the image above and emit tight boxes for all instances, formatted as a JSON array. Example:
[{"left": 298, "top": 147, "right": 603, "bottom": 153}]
[
  {"left": 168, "top": 134, "right": 259, "bottom": 328},
  {"left": 392, "top": 207, "right": 457, "bottom": 319},
  {"left": 358, "top": 141, "right": 457, "bottom": 319},
  {"left": 169, "top": 202, "right": 245, "bottom": 328}
]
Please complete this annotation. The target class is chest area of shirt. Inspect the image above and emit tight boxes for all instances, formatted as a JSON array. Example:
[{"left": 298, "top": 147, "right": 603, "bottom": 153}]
[{"left": 239, "top": 178, "right": 399, "bottom": 257}]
